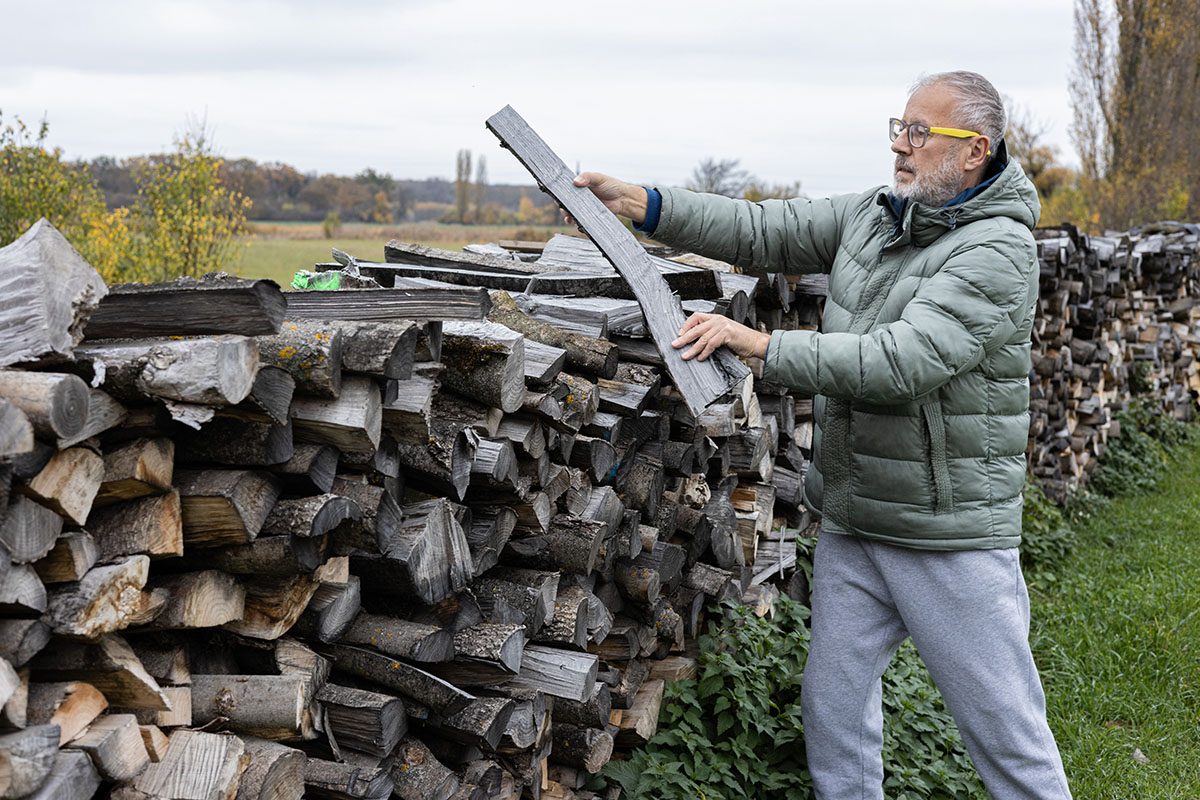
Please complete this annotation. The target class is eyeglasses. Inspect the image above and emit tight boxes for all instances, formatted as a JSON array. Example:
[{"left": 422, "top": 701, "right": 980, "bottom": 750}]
[{"left": 889, "top": 118, "right": 990, "bottom": 154}]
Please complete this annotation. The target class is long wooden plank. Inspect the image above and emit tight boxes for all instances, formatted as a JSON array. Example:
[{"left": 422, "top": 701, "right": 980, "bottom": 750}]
[
  {"left": 485, "top": 105, "right": 749, "bottom": 415},
  {"left": 83, "top": 275, "right": 286, "bottom": 339},
  {"left": 283, "top": 286, "right": 492, "bottom": 322}
]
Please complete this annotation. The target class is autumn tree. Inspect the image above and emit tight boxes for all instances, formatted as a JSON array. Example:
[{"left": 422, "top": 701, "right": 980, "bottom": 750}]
[
  {"left": 687, "top": 157, "right": 752, "bottom": 197},
  {"left": 1069, "top": 0, "right": 1200, "bottom": 229},
  {"left": 474, "top": 155, "right": 488, "bottom": 223},
  {"left": 454, "top": 148, "right": 472, "bottom": 223}
]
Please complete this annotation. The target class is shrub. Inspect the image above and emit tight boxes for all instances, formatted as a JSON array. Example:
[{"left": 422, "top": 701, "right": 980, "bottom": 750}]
[
  {"left": 1021, "top": 472, "right": 1075, "bottom": 574},
  {"left": 322, "top": 210, "right": 342, "bottom": 239},
  {"left": 1089, "top": 399, "right": 1195, "bottom": 497}
]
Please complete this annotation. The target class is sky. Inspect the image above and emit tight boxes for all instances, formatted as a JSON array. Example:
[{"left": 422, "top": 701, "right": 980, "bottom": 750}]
[{"left": 2, "top": 0, "right": 1078, "bottom": 199}]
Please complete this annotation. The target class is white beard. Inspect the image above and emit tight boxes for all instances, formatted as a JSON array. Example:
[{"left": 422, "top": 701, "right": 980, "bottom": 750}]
[{"left": 892, "top": 146, "right": 965, "bottom": 206}]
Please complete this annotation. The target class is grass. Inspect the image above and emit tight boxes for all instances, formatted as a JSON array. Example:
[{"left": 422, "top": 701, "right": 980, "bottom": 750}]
[
  {"left": 1032, "top": 442, "right": 1200, "bottom": 798},
  {"left": 230, "top": 220, "right": 575, "bottom": 286}
]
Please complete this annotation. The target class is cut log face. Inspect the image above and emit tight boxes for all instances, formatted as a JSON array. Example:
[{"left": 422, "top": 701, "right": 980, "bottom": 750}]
[
  {"left": 0, "top": 563, "right": 48, "bottom": 616},
  {"left": 177, "top": 417, "right": 294, "bottom": 467},
  {"left": 261, "top": 494, "right": 360, "bottom": 539},
  {"left": 73, "top": 336, "right": 259, "bottom": 406},
  {"left": 175, "top": 469, "right": 283, "bottom": 547},
  {"left": 390, "top": 736, "right": 459, "bottom": 800},
  {"left": 234, "top": 736, "right": 306, "bottom": 800},
  {"left": 0, "top": 618, "right": 51, "bottom": 668},
  {"left": 506, "top": 645, "right": 599, "bottom": 702},
  {"left": 0, "top": 724, "right": 64, "bottom": 800},
  {"left": 132, "top": 729, "right": 248, "bottom": 800},
  {"left": 222, "top": 573, "right": 321, "bottom": 641},
  {"left": 0, "top": 370, "right": 91, "bottom": 442},
  {"left": 94, "top": 437, "right": 175, "bottom": 508},
  {"left": 440, "top": 321, "right": 526, "bottom": 414},
  {"left": 147, "top": 571, "right": 247, "bottom": 630},
  {"left": 291, "top": 376, "right": 382, "bottom": 454},
  {"left": 0, "top": 217, "right": 108, "bottom": 367},
  {"left": 20, "top": 446, "right": 104, "bottom": 527},
  {"left": 256, "top": 321, "right": 344, "bottom": 399},
  {"left": 0, "top": 399, "right": 33, "bottom": 458},
  {"left": 87, "top": 490, "right": 184, "bottom": 561},
  {"left": 26, "top": 679, "right": 108, "bottom": 745},
  {"left": 317, "top": 683, "right": 407, "bottom": 758},
  {"left": 65, "top": 713, "right": 151, "bottom": 781}
]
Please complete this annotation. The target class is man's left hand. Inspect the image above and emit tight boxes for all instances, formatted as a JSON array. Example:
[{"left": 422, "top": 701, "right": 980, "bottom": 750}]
[{"left": 673, "top": 312, "right": 770, "bottom": 362}]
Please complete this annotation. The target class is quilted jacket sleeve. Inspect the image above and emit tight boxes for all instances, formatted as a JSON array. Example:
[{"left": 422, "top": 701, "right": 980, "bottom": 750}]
[
  {"left": 763, "top": 233, "right": 1037, "bottom": 404},
  {"left": 654, "top": 187, "right": 867, "bottom": 274}
]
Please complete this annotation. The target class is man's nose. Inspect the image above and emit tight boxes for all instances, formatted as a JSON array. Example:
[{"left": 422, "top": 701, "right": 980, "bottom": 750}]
[{"left": 891, "top": 130, "right": 911, "bottom": 156}]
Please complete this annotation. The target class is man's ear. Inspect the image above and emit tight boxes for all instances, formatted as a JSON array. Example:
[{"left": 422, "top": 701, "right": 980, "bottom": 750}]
[{"left": 965, "top": 135, "right": 991, "bottom": 171}]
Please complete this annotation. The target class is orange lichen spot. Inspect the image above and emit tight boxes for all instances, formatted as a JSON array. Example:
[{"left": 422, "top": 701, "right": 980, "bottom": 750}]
[{"left": 279, "top": 345, "right": 296, "bottom": 359}]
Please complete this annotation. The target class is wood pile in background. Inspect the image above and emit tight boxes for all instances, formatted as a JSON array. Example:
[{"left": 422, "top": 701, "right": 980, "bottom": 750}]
[
  {"left": 0, "top": 219, "right": 823, "bottom": 800},
  {"left": 1029, "top": 222, "right": 1200, "bottom": 499}
]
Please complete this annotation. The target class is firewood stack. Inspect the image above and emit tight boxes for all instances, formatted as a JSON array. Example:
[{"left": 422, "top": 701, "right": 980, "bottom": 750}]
[
  {"left": 1028, "top": 222, "right": 1200, "bottom": 499},
  {"left": 0, "top": 219, "right": 823, "bottom": 800}
]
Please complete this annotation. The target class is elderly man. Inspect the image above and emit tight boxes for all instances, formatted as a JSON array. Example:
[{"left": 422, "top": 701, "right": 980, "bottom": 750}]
[{"left": 574, "top": 71, "right": 1072, "bottom": 798}]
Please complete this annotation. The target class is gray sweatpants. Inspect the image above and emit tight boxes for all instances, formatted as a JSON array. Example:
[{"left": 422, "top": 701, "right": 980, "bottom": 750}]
[{"left": 801, "top": 531, "right": 1072, "bottom": 799}]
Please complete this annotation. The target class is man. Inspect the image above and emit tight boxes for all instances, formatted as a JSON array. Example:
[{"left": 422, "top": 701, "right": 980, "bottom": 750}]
[{"left": 574, "top": 71, "right": 1072, "bottom": 799}]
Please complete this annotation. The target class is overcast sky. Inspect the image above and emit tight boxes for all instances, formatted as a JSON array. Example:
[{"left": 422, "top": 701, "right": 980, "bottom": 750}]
[{"left": 3, "top": 0, "right": 1077, "bottom": 199}]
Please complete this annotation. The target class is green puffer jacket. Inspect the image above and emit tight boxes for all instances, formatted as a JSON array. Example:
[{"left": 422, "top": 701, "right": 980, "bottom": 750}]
[{"left": 654, "top": 158, "right": 1041, "bottom": 550}]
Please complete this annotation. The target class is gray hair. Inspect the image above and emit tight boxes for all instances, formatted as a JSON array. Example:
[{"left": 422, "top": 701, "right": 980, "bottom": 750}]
[{"left": 911, "top": 71, "right": 1006, "bottom": 161}]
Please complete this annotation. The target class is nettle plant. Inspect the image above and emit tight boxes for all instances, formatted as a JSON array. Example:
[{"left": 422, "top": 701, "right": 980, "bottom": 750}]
[{"left": 599, "top": 536, "right": 985, "bottom": 800}]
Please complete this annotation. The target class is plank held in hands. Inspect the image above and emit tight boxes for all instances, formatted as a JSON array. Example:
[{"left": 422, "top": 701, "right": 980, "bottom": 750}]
[{"left": 485, "top": 104, "right": 749, "bottom": 415}]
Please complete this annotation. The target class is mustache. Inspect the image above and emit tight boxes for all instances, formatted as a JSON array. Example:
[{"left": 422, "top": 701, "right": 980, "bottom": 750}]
[{"left": 894, "top": 156, "right": 915, "bottom": 173}]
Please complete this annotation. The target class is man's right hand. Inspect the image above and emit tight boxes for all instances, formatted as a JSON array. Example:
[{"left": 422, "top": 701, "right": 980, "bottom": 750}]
[{"left": 571, "top": 172, "right": 649, "bottom": 225}]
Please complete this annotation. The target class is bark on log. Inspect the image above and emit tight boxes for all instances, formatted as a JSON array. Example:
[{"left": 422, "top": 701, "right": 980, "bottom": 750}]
[
  {"left": 73, "top": 336, "right": 259, "bottom": 406},
  {"left": 262, "top": 494, "right": 360, "bottom": 539},
  {"left": 177, "top": 417, "right": 294, "bottom": 467},
  {"left": 340, "top": 613, "right": 454, "bottom": 663},
  {"left": 321, "top": 643, "right": 474, "bottom": 716},
  {"left": 88, "top": 490, "right": 184, "bottom": 561},
  {"left": 291, "top": 376, "right": 382, "bottom": 454},
  {"left": 191, "top": 673, "right": 315, "bottom": 740},
  {"left": 549, "top": 723, "right": 613, "bottom": 774},
  {"left": 390, "top": 736, "right": 459, "bottom": 800},
  {"left": 336, "top": 320, "right": 418, "bottom": 380},
  {"left": 94, "top": 437, "right": 175, "bottom": 508},
  {"left": 487, "top": 291, "right": 618, "bottom": 378},
  {"left": 440, "top": 321, "right": 526, "bottom": 414},
  {"left": 256, "top": 321, "right": 344, "bottom": 399},
  {"left": 45, "top": 555, "right": 149, "bottom": 640},
  {"left": 175, "top": 469, "right": 283, "bottom": 547},
  {"left": 303, "top": 755, "right": 393, "bottom": 800}
]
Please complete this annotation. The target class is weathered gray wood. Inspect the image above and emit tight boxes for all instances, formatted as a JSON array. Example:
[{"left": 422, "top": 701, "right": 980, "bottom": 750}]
[
  {"left": 487, "top": 291, "right": 618, "bottom": 379},
  {"left": 190, "top": 674, "right": 315, "bottom": 740},
  {"left": 429, "top": 696, "right": 514, "bottom": 751},
  {"left": 427, "top": 622, "right": 525, "bottom": 686},
  {"left": 330, "top": 320, "right": 418, "bottom": 381},
  {"left": 0, "top": 563, "right": 46, "bottom": 616},
  {"left": 440, "top": 320, "right": 526, "bottom": 414},
  {"left": 204, "top": 533, "right": 327, "bottom": 576},
  {"left": 175, "top": 469, "right": 282, "bottom": 546},
  {"left": 0, "top": 400, "right": 33, "bottom": 458},
  {"left": 285, "top": 286, "right": 491, "bottom": 323},
  {"left": 56, "top": 388, "right": 126, "bottom": 448},
  {"left": 291, "top": 376, "right": 382, "bottom": 454},
  {"left": 29, "top": 634, "right": 171, "bottom": 710},
  {"left": 87, "top": 489, "right": 184, "bottom": 560},
  {"left": 84, "top": 274, "right": 286, "bottom": 339},
  {"left": 486, "top": 105, "right": 749, "bottom": 414},
  {"left": 390, "top": 736, "right": 459, "bottom": 800},
  {"left": 276, "top": 443, "right": 338, "bottom": 494},
  {"left": 322, "top": 643, "right": 474, "bottom": 716},
  {"left": 235, "top": 736, "right": 306, "bottom": 800},
  {"left": 19, "top": 748, "right": 99, "bottom": 800},
  {"left": 73, "top": 336, "right": 259, "bottom": 406},
  {"left": 256, "top": 321, "right": 343, "bottom": 399},
  {"left": 239, "top": 365, "right": 295, "bottom": 425},
  {"left": 0, "top": 494, "right": 60, "bottom": 564},
  {"left": 327, "top": 476, "right": 400, "bottom": 554},
  {"left": 340, "top": 613, "right": 454, "bottom": 663},
  {"left": 352, "top": 497, "right": 473, "bottom": 605},
  {"left": 381, "top": 364, "right": 438, "bottom": 443},
  {"left": 533, "top": 585, "right": 591, "bottom": 651},
  {"left": 31, "top": 532, "right": 98, "bottom": 585},
  {"left": 0, "top": 619, "right": 50, "bottom": 667},
  {"left": 94, "top": 437, "right": 174, "bottom": 508},
  {"left": 506, "top": 645, "right": 599, "bottom": 702},
  {"left": 0, "top": 724, "right": 63, "bottom": 799},
  {"left": 549, "top": 722, "right": 614, "bottom": 774},
  {"left": 303, "top": 755, "right": 393, "bottom": 800},
  {"left": 262, "top": 494, "right": 360, "bottom": 539},
  {"left": 503, "top": 515, "right": 606, "bottom": 576},
  {"left": 523, "top": 340, "right": 567, "bottom": 386},
  {"left": 290, "top": 577, "right": 361, "bottom": 643},
  {"left": 317, "top": 683, "right": 407, "bottom": 758},
  {"left": 0, "top": 370, "right": 89, "bottom": 441},
  {"left": 552, "top": 681, "right": 612, "bottom": 729},
  {"left": 0, "top": 218, "right": 107, "bottom": 367}
]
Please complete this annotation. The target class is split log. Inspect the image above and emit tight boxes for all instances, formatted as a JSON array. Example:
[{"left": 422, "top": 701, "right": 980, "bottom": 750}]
[
  {"left": 235, "top": 737, "right": 306, "bottom": 800},
  {"left": 0, "top": 564, "right": 47, "bottom": 616},
  {"left": 19, "top": 748, "right": 99, "bottom": 800},
  {"left": 464, "top": 506, "right": 516, "bottom": 576},
  {"left": 276, "top": 444, "right": 338, "bottom": 494},
  {"left": 223, "top": 573, "right": 322, "bottom": 641},
  {"left": 0, "top": 370, "right": 89, "bottom": 441},
  {"left": 292, "top": 376, "right": 382, "bottom": 454},
  {"left": 0, "top": 217, "right": 107, "bottom": 367},
  {"left": 30, "top": 634, "right": 170, "bottom": 710},
  {"left": 201, "top": 533, "right": 326, "bottom": 577},
  {"left": 0, "top": 400, "right": 33, "bottom": 458},
  {"left": 190, "top": 674, "right": 315, "bottom": 740},
  {"left": 485, "top": 105, "right": 748, "bottom": 415},
  {"left": 506, "top": 645, "right": 599, "bottom": 702},
  {"left": 85, "top": 274, "right": 285, "bottom": 339},
  {"left": 0, "top": 724, "right": 63, "bottom": 800},
  {"left": 317, "top": 683, "right": 407, "bottom": 758},
  {"left": 0, "top": 619, "right": 50, "bottom": 667},
  {"left": 440, "top": 321, "right": 526, "bottom": 414},
  {"left": 147, "top": 571, "right": 247, "bottom": 629},
  {"left": 474, "top": 568, "right": 558, "bottom": 637},
  {"left": 427, "top": 623, "right": 525, "bottom": 686},
  {"left": 116, "top": 684, "right": 192, "bottom": 728},
  {"left": 550, "top": 723, "right": 613, "bottom": 774},
  {"left": 336, "top": 320, "right": 418, "bottom": 380},
  {"left": 290, "top": 578, "right": 361, "bottom": 644},
  {"left": 429, "top": 696, "right": 514, "bottom": 751},
  {"left": 567, "top": 435, "right": 614, "bottom": 483},
  {"left": 73, "top": 336, "right": 259, "bottom": 406},
  {"left": 328, "top": 477, "right": 400, "bottom": 554},
  {"left": 46, "top": 555, "right": 149, "bottom": 639},
  {"left": 321, "top": 643, "right": 474, "bottom": 716},
  {"left": 256, "top": 321, "right": 343, "bottom": 399},
  {"left": 285, "top": 285, "right": 492, "bottom": 322},
  {"left": 615, "top": 678, "right": 665, "bottom": 747},
  {"left": 552, "top": 681, "right": 611, "bottom": 729},
  {"left": 261, "top": 494, "right": 360, "bottom": 539},
  {"left": 303, "top": 755, "right": 393, "bottom": 800},
  {"left": 58, "top": 388, "right": 128, "bottom": 448},
  {"left": 239, "top": 365, "right": 295, "bottom": 426},
  {"left": 523, "top": 340, "right": 567, "bottom": 387},
  {"left": 177, "top": 417, "right": 294, "bottom": 467},
  {"left": 138, "top": 725, "right": 169, "bottom": 763},
  {"left": 131, "top": 729, "right": 248, "bottom": 800},
  {"left": 94, "top": 437, "right": 175, "bottom": 507},
  {"left": 381, "top": 364, "right": 437, "bottom": 443},
  {"left": 390, "top": 736, "right": 459, "bottom": 800},
  {"left": 66, "top": 713, "right": 150, "bottom": 781},
  {"left": 127, "top": 637, "right": 190, "bottom": 688},
  {"left": 503, "top": 515, "right": 606, "bottom": 576},
  {"left": 533, "top": 586, "right": 590, "bottom": 650},
  {"left": 175, "top": 469, "right": 282, "bottom": 546},
  {"left": 87, "top": 490, "right": 183, "bottom": 561},
  {"left": 362, "top": 497, "right": 473, "bottom": 605},
  {"left": 487, "top": 291, "right": 618, "bottom": 378},
  {"left": 340, "top": 613, "right": 454, "bottom": 663},
  {"left": 17, "top": 446, "right": 102, "bottom": 526}
]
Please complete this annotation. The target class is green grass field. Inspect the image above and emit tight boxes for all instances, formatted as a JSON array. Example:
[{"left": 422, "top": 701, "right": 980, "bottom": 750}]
[
  {"left": 1034, "top": 443, "right": 1200, "bottom": 797},
  {"left": 230, "top": 237, "right": 454, "bottom": 286}
]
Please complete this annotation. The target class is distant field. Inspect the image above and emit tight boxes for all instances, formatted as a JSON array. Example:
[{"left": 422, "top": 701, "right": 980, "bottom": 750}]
[{"left": 232, "top": 220, "right": 574, "bottom": 285}]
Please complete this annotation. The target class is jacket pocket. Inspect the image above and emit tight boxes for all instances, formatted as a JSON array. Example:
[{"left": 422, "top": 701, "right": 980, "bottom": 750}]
[{"left": 920, "top": 401, "right": 954, "bottom": 514}]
